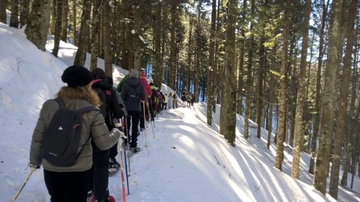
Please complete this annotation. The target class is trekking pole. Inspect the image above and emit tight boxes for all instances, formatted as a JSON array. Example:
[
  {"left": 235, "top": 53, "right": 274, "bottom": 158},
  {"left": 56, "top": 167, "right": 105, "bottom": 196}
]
[
  {"left": 143, "top": 101, "right": 148, "bottom": 147},
  {"left": 123, "top": 116, "right": 131, "bottom": 174},
  {"left": 146, "top": 103, "right": 156, "bottom": 139},
  {"left": 118, "top": 134, "right": 128, "bottom": 201},
  {"left": 12, "top": 167, "right": 36, "bottom": 202}
]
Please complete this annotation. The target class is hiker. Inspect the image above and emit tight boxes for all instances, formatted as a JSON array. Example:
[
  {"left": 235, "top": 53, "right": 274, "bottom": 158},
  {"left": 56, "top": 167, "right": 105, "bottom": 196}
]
[
  {"left": 29, "top": 65, "right": 122, "bottom": 202},
  {"left": 139, "top": 70, "right": 152, "bottom": 131},
  {"left": 168, "top": 93, "right": 173, "bottom": 109},
  {"left": 121, "top": 69, "right": 146, "bottom": 154},
  {"left": 149, "top": 83, "right": 158, "bottom": 120},
  {"left": 173, "top": 92, "right": 178, "bottom": 108},
  {"left": 186, "top": 92, "right": 192, "bottom": 108},
  {"left": 89, "top": 68, "right": 125, "bottom": 201},
  {"left": 163, "top": 93, "right": 168, "bottom": 110}
]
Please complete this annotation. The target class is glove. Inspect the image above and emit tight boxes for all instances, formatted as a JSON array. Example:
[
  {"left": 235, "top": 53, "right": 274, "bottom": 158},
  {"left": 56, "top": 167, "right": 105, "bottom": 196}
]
[{"left": 29, "top": 164, "right": 40, "bottom": 169}]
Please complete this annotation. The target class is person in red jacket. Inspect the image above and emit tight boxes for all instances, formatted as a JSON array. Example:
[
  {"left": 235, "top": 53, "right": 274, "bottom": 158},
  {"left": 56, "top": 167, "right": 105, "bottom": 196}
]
[{"left": 139, "top": 71, "right": 152, "bottom": 130}]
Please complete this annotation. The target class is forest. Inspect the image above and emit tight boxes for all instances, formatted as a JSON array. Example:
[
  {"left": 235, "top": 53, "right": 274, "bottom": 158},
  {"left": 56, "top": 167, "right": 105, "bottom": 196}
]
[{"left": 1, "top": 0, "right": 360, "bottom": 199}]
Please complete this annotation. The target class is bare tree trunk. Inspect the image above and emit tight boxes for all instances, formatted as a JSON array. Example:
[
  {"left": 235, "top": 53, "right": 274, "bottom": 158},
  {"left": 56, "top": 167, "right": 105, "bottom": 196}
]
[
  {"left": 153, "top": 1, "right": 163, "bottom": 89},
  {"left": 222, "top": 0, "right": 237, "bottom": 146},
  {"left": 52, "top": 0, "right": 63, "bottom": 57},
  {"left": 309, "top": 0, "right": 330, "bottom": 175},
  {"left": 103, "top": 0, "right": 112, "bottom": 78},
  {"left": 168, "top": 2, "right": 177, "bottom": 89},
  {"left": 314, "top": 0, "right": 343, "bottom": 195},
  {"left": 20, "top": 0, "right": 30, "bottom": 28},
  {"left": 61, "top": 0, "right": 68, "bottom": 42},
  {"left": 329, "top": 0, "right": 356, "bottom": 198},
  {"left": 10, "top": 0, "right": 20, "bottom": 28},
  {"left": 274, "top": 0, "right": 290, "bottom": 171},
  {"left": 72, "top": 0, "right": 77, "bottom": 46},
  {"left": 25, "top": 0, "right": 51, "bottom": 51},
  {"left": 291, "top": 0, "right": 311, "bottom": 179},
  {"left": 73, "top": 0, "right": 91, "bottom": 66},
  {"left": 90, "top": 0, "right": 101, "bottom": 71},
  {"left": 0, "top": 0, "right": 6, "bottom": 24},
  {"left": 206, "top": 0, "right": 216, "bottom": 126},
  {"left": 237, "top": 0, "right": 246, "bottom": 116},
  {"left": 244, "top": 0, "right": 255, "bottom": 139}
]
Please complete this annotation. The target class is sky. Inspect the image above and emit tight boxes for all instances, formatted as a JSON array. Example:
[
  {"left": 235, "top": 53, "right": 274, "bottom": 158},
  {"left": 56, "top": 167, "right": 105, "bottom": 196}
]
[{"left": 0, "top": 23, "right": 360, "bottom": 202}]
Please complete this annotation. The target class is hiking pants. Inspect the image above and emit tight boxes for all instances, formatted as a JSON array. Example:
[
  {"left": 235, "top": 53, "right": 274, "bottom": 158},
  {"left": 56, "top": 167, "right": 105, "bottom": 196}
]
[
  {"left": 89, "top": 141, "right": 110, "bottom": 200},
  {"left": 125, "top": 111, "right": 141, "bottom": 148},
  {"left": 44, "top": 169, "right": 91, "bottom": 202}
]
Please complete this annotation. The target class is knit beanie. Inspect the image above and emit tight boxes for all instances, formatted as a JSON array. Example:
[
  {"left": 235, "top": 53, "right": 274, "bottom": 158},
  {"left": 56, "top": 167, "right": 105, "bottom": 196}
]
[
  {"left": 129, "top": 69, "right": 139, "bottom": 78},
  {"left": 61, "top": 65, "right": 93, "bottom": 88}
]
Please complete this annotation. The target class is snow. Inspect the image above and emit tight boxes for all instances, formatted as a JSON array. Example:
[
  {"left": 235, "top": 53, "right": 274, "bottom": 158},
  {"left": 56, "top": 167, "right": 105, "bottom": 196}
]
[{"left": 0, "top": 23, "right": 360, "bottom": 202}]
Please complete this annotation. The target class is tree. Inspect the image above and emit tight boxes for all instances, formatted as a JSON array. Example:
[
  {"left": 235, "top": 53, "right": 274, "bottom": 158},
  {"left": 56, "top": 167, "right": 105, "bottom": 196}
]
[
  {"left": 291, "top": 0, "right": 311, "bottom": 179},
  {"left": 309, "top": 0, "right": 330, "bottom": 175},
  {"left": 274, "top": 0, "right": 290, "bottom": 171},
  {"left": 221, "top": 0, "right": 237, "bottom": 146},
  {"left": 61, "top": 0, "right": 69, "bottom": 42},
  {"left": 206, "top": 0, "right": 216, "bottom": 126},
  {"left": 20, "top": 0, "right": 31, "bottom": 28},
  {"left": 103, "top": 0, "right": 112, "bottom": 78},
  {"left": 10, "top": 0, "right": 19, "bottom": 28},
  {"left": 73, "top": 0, "right": 91, "bottom": 66},
  {"left": 0, "top": 0, "right": 6, "bottom": 24},
  {"left": 25, "top": 0, "right": 52, "bottom": 51},
  {"left": 52, "top": 0, "right": 63, "bottom": 57},
  {"left": 90, "top": 0, "right": 101, "bottom": 71},
  {"left": 313, "top": 0, "right": 343, "bottom": 195},
  {"left": 329, "top": 0, "right": 357, "bottom": 198}
]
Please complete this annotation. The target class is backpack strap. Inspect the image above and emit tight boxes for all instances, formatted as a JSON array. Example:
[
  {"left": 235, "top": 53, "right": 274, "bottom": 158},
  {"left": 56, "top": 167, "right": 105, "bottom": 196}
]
[{"left": 54, "top": 97, "right": 66, "bottom": 109}]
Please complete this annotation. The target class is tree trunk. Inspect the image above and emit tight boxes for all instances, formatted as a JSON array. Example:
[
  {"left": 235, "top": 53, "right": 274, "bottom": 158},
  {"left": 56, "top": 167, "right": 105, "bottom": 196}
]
[
  {"left": 222, "top": 0, "right": 237, "bottom": 146},
  {"left": 90, "top": 0, "right": 101, "bottom": 71},
  {"left": 52, "top": 0, "right": 63, "bottom": 57},
  {"left": 309, "top": 0, "right": 330, "bottom": 175},
  {"left": 274, "top": 0, "right": 290, "bottom": 171},
  {"left": 72, "top": 0, "right": 77, "bottom": 46},
  {"left": 313, "top": 0, "right": 343, "bottom": 195},
  {"left": 237, "top": 0, "right": 247, "bottom": 116},
  {"left": 244, "top": 0, "right": 255, "bottom": 139},
  {"left": 20, "top": 0, "right": 30, "bottom": 28},
  {"left": 291, "top": 0, "right": 311, "bottom": 179},
  {"left": 25, "top": 0, "right": 52, "bottom": 51},
  {"left": 10, "top": 0, "right": 20, "bottom": 28},
  {"left": 168, "top": 2, "right": 177, "bottom": 90},
  {"left": 329, "top": 0, "right": 356, "bottom": 198},
  {"left": 206, "top": 0, "right": 216, "bottom": 126},
  {"left": 61, "top": 0, "right": 68, "bottom": 42},
  {"left": 0, "top": 0, "right": 6, "bottom": 24},
  {"left": 73, "top": 0, "right": 91, "bottom": 66},
  {"left": 153, "top": 1, "right": 163, "bottom": 89},
  {"left": 103, "top": 0, "right": 112, "bottom": 78},
  {"left": 50, "top": 0, "right": 56, "bottom": 34}
]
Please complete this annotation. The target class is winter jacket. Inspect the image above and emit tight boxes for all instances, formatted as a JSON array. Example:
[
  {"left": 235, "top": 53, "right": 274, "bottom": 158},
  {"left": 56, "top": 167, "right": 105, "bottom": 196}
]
[
  {"left": 140, "top": 77, "right": 152, "bottom": 102},
  {"left": 116, "top": 74, "right": 129, "bottom": 92},
  {"left": 29, "top": 98, "right": 120, "bottom": 172},
  {"left": 121, "top": 77, "right": 146, "bottom": 112},
  {"left": 92, "top": 79, "right": 124, "bottom": 128}
]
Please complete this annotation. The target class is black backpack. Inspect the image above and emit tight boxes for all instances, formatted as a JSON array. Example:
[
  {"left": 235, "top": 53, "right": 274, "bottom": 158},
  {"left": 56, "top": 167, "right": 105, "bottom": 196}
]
[
  {"left": 125, "top": 82, "right": 140, "bottom": 111},
  {"left": 42, "top": 98, "right": 98, "bottom": 167}
]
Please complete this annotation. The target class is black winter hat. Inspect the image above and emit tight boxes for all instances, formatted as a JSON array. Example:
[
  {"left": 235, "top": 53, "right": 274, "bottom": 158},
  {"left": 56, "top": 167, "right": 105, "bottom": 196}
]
[{"left": 61, "top": 65, "right": 93, "bottom": 88}]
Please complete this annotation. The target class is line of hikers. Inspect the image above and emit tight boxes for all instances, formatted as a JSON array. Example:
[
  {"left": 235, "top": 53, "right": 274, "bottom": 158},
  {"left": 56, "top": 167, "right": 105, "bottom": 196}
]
[{"left": 29, "top": 66, "right": 190, "bottom": 202}]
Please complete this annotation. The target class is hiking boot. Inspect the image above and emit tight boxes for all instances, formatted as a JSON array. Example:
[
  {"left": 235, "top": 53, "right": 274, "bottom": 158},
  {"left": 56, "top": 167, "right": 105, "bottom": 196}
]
[
  {"left": 130, "top": 147, "right": 141, "bottom": 154},
  {"left": 87, "top": 190, "right": 93, "bottom": 202},
  {"left": 109, "top": 157, "right": 120, "bottom": 170},
  {"left": 140, "top": 127, "right": 145, "bottom": 132}
]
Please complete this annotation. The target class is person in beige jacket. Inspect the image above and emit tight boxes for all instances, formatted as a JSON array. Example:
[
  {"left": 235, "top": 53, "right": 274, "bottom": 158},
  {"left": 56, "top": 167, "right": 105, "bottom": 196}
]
[{"left": 29, "top": 65, "right": 122, "bottom": 202}]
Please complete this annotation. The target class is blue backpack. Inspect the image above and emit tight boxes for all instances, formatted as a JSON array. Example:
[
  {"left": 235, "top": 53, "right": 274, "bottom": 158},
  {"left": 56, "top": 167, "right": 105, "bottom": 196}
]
[{"left": 125, "top": 82, "right": 140, "bottom": 111}]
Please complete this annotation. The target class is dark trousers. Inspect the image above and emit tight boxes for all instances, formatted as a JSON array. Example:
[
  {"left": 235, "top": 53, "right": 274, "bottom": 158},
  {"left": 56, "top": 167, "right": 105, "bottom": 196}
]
[
  {"left": 89, "top": 141, "right": 110, "bottom": 200},
  {"left": 109, "top": 143, "right": 118, "bottom": 159},
  {"left": 125, "top": 111, "right": 141, "bottom": 148},
  {"left": 44, "top": 169, "right": 91, "bottom": 202}
]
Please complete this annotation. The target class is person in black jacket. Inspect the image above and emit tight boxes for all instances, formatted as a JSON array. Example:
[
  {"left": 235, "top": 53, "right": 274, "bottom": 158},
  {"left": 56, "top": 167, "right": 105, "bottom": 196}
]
[
  {"left": 121, "top": 69, "right": 146, "bottom": 154},
  {"left": 89, "top": 68, "right": 124, "bottom": 202}
]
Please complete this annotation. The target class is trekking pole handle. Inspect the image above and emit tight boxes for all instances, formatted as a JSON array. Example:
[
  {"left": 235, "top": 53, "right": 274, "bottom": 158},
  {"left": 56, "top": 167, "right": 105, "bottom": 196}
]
[{"left": 12, "top": 167, "right": 36, "bottom": 202}]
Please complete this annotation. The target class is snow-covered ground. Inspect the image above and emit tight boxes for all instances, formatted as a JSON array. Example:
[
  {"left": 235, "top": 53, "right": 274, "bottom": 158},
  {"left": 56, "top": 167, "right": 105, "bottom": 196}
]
[{"left": 0, "top": 23, "right": 359, "bottom": 202}]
